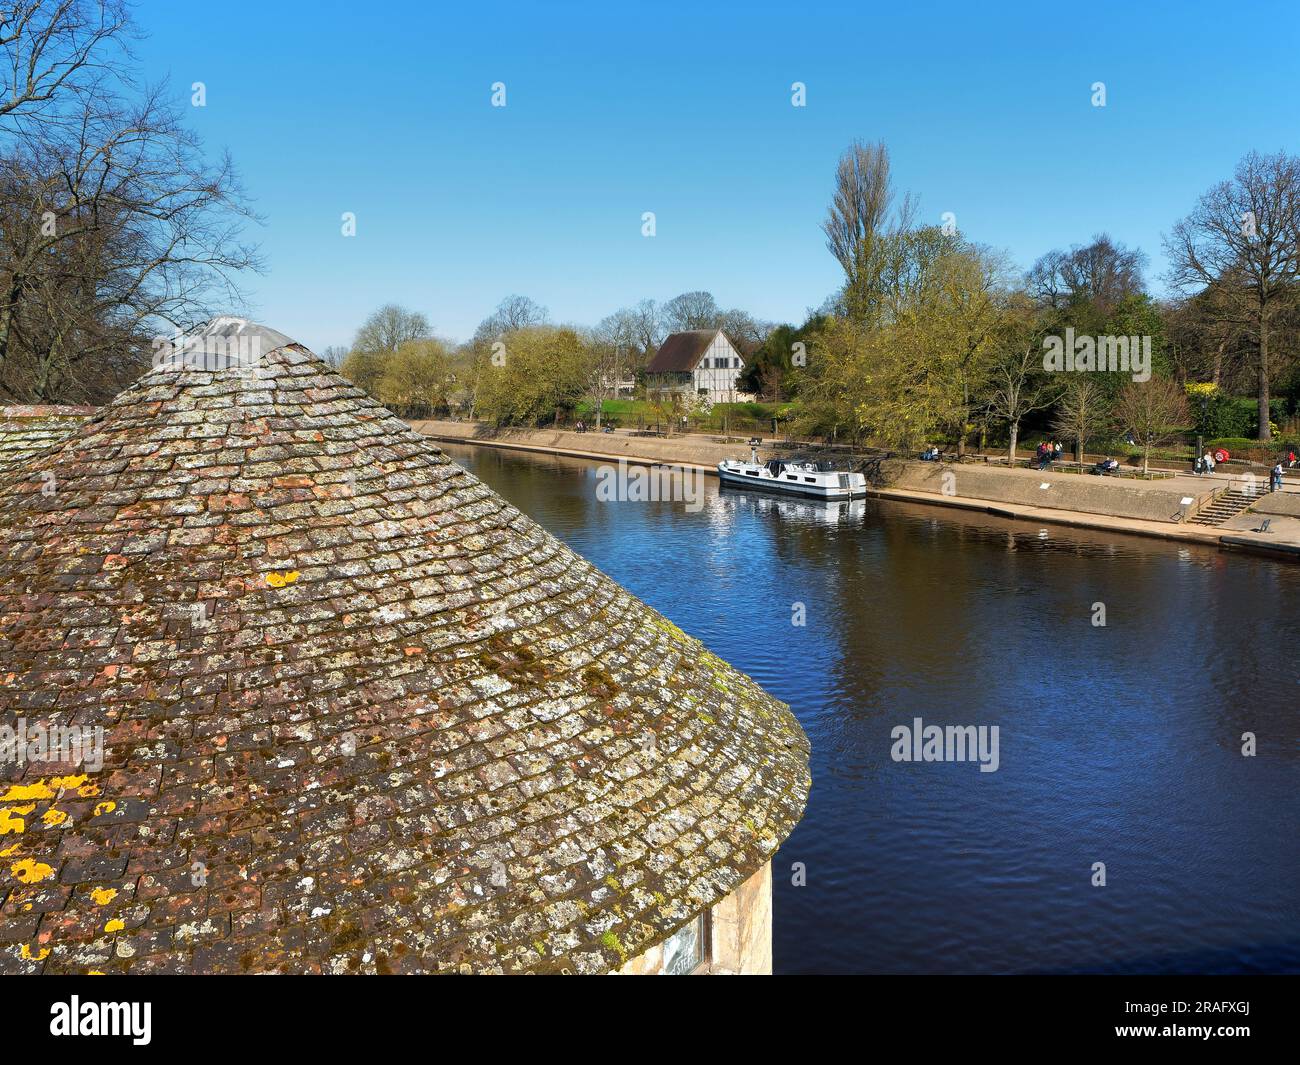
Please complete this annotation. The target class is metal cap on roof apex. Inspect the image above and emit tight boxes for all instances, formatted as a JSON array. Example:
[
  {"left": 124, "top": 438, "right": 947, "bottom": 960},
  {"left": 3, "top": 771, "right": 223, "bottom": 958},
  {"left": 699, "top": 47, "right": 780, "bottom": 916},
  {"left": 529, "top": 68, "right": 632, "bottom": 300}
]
[{"left": 151, "top": 316, "right": 298, "bottom": 373}]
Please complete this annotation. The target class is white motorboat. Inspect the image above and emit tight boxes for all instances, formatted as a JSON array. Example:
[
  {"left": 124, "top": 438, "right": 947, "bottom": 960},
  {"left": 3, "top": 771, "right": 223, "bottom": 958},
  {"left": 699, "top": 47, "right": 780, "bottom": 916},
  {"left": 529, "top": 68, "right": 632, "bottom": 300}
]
[{"left": 717, "top": 440, "right": 867, "bottom": 500}]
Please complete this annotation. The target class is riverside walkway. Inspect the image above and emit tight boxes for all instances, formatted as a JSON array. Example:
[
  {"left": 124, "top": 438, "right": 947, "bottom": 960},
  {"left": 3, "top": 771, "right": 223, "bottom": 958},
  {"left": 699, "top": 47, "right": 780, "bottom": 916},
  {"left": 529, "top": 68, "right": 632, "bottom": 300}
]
[{"left": 410, "top": 419, "right": 1300, "bottom": 561}]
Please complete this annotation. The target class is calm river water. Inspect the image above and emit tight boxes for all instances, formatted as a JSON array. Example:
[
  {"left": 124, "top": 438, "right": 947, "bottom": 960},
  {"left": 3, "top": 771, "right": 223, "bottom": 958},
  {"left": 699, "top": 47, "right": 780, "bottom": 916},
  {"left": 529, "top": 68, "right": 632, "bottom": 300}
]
[{"left": 442, "top": 442, "right": 1299, "bottom": 975}]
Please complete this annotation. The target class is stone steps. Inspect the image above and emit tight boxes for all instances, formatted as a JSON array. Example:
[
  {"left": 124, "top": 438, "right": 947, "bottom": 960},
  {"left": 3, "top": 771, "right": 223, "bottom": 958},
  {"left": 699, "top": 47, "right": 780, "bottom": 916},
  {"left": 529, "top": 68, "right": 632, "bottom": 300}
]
[{"left": 1187, "top": 487, "right": 1270, "bottom": 526}]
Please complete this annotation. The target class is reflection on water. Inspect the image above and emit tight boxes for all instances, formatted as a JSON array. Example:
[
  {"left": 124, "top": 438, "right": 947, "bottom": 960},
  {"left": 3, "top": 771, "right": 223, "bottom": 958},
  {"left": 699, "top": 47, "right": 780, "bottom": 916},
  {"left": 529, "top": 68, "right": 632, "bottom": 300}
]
[{"left": 441, "top": 442, "right": 1300, "bottom": 974}]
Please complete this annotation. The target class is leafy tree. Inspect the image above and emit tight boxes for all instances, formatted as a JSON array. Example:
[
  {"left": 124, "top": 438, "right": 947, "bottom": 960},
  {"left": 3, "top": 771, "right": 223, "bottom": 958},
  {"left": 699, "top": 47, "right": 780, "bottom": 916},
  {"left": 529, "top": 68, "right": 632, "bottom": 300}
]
[
  {"left": 821, "top": 139, "right": 914, "bottom": 323},
  {"left": 339, "top": 348, "right": 385, "bottom": 394},
  {"left": 473, "top": 325, "right": 588, "bottom": 426},
  {"left": 739, "top": 316, "right": 826, "bottom": 401},
  {"left": 377, "top": 339, "right": 451, "bottom": 417}
]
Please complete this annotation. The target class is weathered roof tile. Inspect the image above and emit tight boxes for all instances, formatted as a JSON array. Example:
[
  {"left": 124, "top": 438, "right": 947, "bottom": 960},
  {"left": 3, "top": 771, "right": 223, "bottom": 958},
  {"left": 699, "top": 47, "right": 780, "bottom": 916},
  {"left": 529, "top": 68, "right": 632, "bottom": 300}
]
[{"left": 0, "top": 320, "right": 809, "bottom": 974}]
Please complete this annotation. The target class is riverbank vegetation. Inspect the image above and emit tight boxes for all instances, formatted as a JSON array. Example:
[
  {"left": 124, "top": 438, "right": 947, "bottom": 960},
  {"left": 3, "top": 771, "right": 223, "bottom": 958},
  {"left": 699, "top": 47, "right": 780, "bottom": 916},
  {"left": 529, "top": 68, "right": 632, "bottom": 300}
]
[{"left": 332, "top": 140, "right": 1300, "bottom": 466}]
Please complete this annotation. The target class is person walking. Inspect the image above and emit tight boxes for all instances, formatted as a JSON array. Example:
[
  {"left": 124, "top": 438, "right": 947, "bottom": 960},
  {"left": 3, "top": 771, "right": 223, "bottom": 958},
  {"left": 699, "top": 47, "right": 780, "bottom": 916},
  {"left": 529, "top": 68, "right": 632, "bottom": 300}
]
[
  {"left": 1204, "top": 450, "right": 1216, "bottom": 476},
  {"left": 1272, "top": 462, "right": 1284, "bottom": 493}
]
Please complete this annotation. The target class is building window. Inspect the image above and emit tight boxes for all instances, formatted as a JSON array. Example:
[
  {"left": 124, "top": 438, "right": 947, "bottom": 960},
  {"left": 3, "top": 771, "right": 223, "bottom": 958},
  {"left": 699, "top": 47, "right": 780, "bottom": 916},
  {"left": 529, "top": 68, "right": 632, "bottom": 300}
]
[{"left": 662, "top": 912, "right": 708, "bottom": 974}]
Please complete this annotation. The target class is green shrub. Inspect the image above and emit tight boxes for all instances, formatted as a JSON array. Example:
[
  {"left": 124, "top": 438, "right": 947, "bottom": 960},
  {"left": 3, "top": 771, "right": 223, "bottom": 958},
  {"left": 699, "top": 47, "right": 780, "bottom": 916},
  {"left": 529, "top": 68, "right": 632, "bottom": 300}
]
[{"left": 1205, "top": 437, "right": 1259, "bottom": 453}]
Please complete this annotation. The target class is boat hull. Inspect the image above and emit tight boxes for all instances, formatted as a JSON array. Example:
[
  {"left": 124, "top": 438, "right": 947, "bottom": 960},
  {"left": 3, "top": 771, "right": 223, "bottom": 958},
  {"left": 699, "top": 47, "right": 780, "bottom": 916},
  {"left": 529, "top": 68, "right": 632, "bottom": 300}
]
[{"left": 717, "top": 463, "right": 866, "bottom": 500}]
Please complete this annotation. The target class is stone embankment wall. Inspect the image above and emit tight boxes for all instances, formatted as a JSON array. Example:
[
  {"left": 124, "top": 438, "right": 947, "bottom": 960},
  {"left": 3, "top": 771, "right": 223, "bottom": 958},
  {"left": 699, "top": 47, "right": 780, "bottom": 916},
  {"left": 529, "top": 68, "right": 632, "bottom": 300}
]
[
  {"left": 410, "top": 419, "right": 743, "bottom": 469},
  {"left": 885, "top": 461, "right": 1205, "bottom": 524},
  {"left": 1252, "top": 490, "right": 1300, "bottom": 518}
]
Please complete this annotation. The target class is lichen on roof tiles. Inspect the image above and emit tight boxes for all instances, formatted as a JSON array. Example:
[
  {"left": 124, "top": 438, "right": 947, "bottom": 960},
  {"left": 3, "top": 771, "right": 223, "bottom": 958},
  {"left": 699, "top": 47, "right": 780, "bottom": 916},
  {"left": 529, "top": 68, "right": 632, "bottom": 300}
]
[
  {"left": 0, "top": 406, "right": 98, "bottom": 471},
  {"left": 0, "top": 320, "right": 810, "bottom": 974}
]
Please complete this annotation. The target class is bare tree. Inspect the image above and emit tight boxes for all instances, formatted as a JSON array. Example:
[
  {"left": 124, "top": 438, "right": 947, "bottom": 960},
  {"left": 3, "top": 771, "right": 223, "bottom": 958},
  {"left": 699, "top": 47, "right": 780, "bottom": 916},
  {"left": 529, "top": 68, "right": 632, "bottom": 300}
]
[
  {"left": 1026, "top": 249, "right": 1069, "bottom": 309},
  {"left": 351, "top": 304, "right": 431, "bottom": 355},
  {"left": 0, "top": 3, "right": 261, "bottom": 401},
  {"left": 984, "top": 327, "right": 1057, "bottom": 464},
  {"left": 1052, "top": 377, "right": 1110, "bottom": 468},
  {"left": 0, "top": 1, "right": 131, "bottom": 121},
  {"left": 1114, "top": 375, "right": 1189, "bottom": 475},
  {"left": 1165, "top": 150, "right": 1300, "bottom": 440},
  {"left": 473, "top": 294, "right": 548, "bottom": 342},
  {"left": 715, "top": 306, "right": 770, "bottom": 357},
  {"left": 580, "top": 331, "right": 620, "bottom": 429},
  {"left": 1164, "top": 284, "right": 1252, "bottom": 390},
  {"left": 662, "top": 290, "right": 718, "bottom": 332},
  {"left": 1026, "top": 236, "right": 1146, "bottom": 314}
]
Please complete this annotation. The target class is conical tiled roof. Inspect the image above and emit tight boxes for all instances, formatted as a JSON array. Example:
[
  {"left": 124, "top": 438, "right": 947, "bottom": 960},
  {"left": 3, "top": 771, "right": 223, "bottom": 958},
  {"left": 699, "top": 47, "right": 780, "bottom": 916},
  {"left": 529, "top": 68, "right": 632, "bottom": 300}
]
[{"left": 0, "top": 321, "right": 810, "bottom": 974}]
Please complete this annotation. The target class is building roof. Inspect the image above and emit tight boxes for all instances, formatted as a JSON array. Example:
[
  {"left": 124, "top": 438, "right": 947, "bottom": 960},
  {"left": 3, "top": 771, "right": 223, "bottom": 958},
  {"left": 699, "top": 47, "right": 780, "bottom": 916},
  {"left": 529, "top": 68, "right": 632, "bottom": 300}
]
[
  {"left": 0, "top": 406, "right": 98, "bottom": 470},
  {"left": 646, "top": 330, "right": 732, "bottom": 373},
  {"left": 0, "top": 320, "right": 809, "bottom": 974}
]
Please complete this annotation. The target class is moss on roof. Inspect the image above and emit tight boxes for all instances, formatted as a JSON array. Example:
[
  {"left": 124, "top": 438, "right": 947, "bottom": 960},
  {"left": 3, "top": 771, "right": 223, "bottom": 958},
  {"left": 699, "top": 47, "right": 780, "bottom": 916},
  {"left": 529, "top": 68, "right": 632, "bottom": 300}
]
[
  {"left": 0, "top": 406, "right": 98, "bottom": 470},
  {"left": 0, "top": 324, "right": 809, "bottom": 974}
]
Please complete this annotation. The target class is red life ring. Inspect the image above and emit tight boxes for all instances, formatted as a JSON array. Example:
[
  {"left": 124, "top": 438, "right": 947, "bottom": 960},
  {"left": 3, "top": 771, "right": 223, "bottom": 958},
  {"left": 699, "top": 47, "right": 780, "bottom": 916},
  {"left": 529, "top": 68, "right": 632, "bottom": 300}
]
[{"left": 1214, "top": 448, "right": 1230, "bottom": 463}]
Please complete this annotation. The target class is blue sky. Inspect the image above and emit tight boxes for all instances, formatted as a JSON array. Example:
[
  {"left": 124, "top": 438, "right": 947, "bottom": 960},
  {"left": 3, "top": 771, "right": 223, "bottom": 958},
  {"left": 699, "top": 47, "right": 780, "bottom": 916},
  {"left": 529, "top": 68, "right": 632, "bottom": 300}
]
[{"left": 136, "top": 0, "right": 1300, "bottom": 352}]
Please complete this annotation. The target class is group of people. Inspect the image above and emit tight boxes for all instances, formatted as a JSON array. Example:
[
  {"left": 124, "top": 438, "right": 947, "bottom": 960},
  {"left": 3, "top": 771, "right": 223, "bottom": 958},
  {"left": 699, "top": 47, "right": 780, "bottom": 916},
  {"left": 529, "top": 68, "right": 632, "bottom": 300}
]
[
  {"left": 1193, "top": 449, "right": 1291, "bottom": 492},
  {"left": 1034, "top": 440, "right": 1064, "bottom": 470}
]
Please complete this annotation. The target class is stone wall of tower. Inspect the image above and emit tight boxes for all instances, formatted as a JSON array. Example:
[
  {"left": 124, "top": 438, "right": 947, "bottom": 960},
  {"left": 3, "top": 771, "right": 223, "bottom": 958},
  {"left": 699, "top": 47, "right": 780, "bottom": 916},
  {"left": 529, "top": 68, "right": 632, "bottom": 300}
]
[{"left": 616, "top": 861, "right": 773, "bottom": 975}]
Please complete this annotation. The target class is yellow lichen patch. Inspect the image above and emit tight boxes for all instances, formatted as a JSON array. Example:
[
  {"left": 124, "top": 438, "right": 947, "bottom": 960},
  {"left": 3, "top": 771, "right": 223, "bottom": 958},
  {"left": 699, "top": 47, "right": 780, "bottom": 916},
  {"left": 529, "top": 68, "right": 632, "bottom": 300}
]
[
  {"left": 77, "top": 782, "right": 100, "bottom": 798},
  {"left": 0, "top": 782, "right": 53, "bottom": 802},
  {"left": 87, "top": 970, "right": 105, "bottom": 976},
  {"left": 19, "top": 943, "right": 49, "bottom": 962},
  {"left": 41, "top": 809, "right": 68, "bottom": 827},
  {"left": 0, "top": 842, "right": 19, "bottom": 858},
  {"left": 93, "top": 801, "right": 116, "bottom": 817},
  {"left": 10, "top": 858, "right": 54, "bottom": 883},
  {"left": 90, "top": 886, "right": 118, "bottom": 906},
  {"left": 104, "top": 918, "right": 125, "bottom": 933},
  {"left": 50, "top": 774, "right": 88, "bottom": 791},
  {"left": 265, "top": 570, "right": 300, "bottom": 588},
  {"left": 0, "top": 805, "right": 35, "bottom": 834}
]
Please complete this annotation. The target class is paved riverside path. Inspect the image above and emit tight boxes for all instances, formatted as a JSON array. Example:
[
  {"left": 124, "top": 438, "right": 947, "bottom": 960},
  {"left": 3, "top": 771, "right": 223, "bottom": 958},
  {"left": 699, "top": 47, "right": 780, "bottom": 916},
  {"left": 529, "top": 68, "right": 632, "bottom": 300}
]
[{"left": 409, "top": 420, "right": 1300, "bottom": 560}]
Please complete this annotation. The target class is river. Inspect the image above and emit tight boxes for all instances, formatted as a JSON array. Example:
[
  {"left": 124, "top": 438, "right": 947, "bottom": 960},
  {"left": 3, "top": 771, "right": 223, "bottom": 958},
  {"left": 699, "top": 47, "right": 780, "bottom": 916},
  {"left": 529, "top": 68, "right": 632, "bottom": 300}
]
[{"left": 440, "top": 441, "right": 1300, "bottom": 975}]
